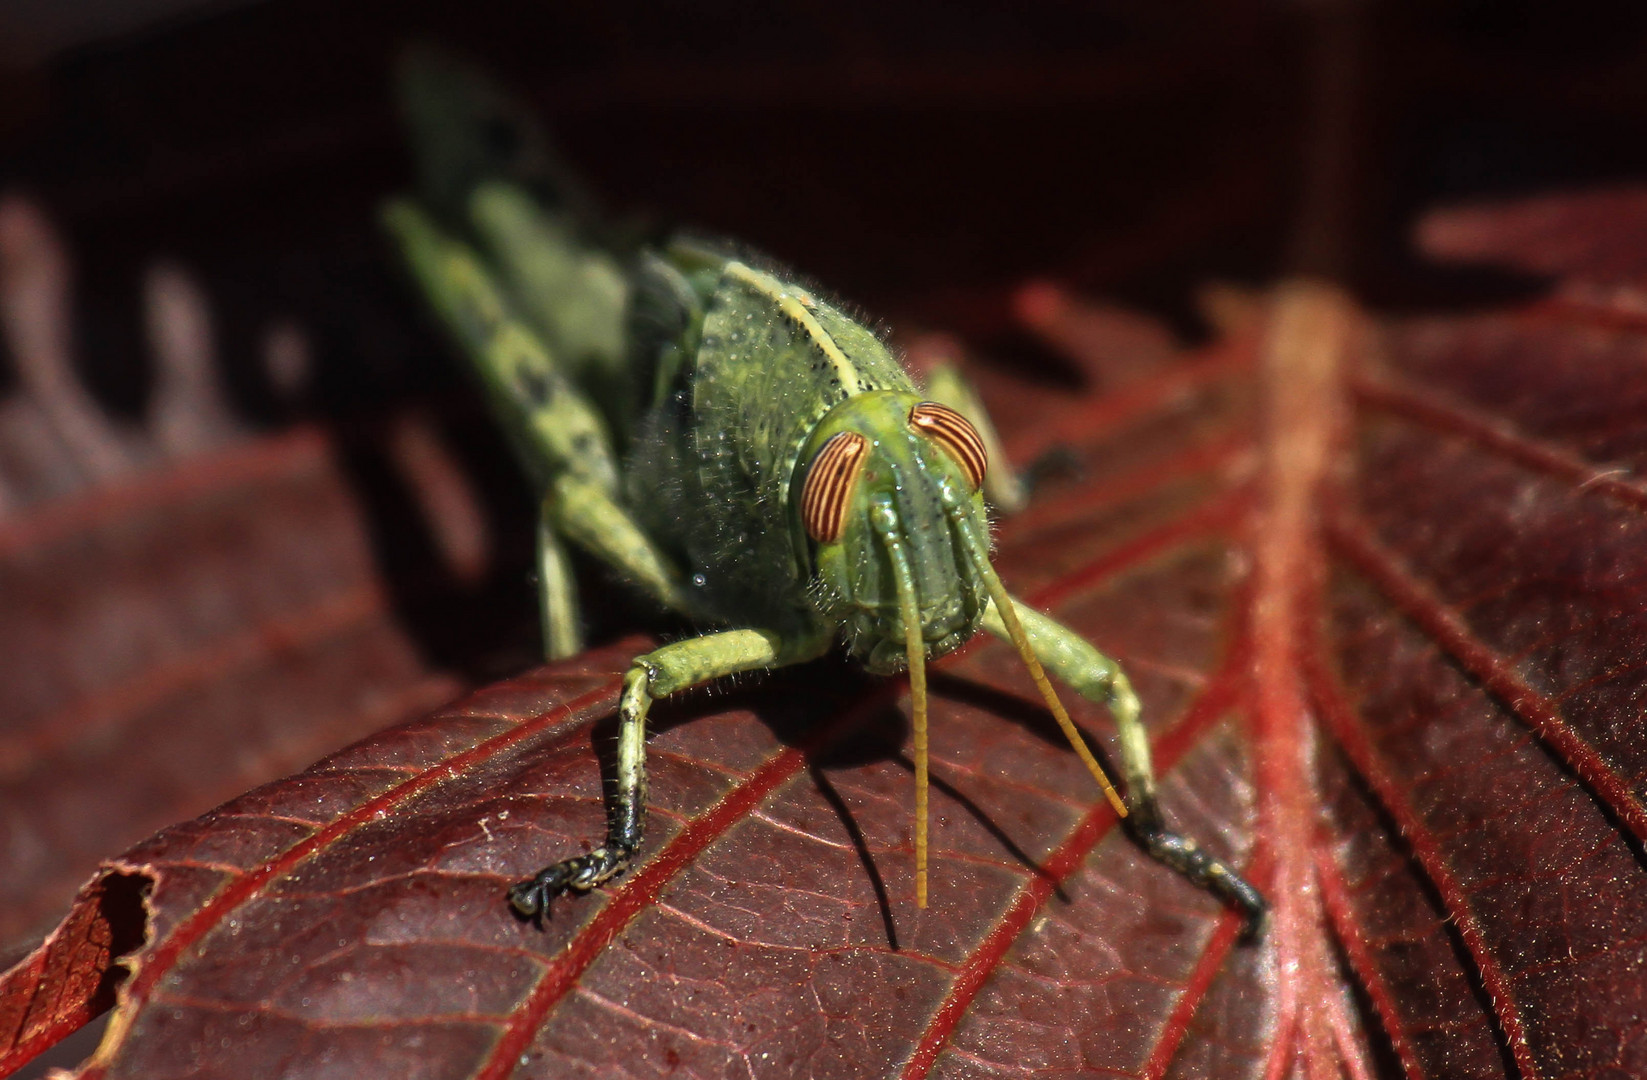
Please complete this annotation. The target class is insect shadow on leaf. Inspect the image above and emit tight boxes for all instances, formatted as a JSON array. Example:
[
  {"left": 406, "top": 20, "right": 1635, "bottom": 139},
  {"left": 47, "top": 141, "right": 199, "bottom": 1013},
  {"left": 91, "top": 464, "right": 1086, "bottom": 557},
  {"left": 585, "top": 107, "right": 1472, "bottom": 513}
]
[
  {"left": 890, "top": 755, "right": 1070, "bottom": 902},
  {"left": 808, "top": 765, "right": 901, "bottom": 951}
]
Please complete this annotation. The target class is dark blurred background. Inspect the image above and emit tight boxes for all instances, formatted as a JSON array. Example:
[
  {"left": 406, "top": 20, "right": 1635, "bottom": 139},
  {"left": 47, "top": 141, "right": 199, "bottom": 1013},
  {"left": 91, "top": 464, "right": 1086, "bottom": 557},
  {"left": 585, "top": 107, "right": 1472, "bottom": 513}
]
[
  {"left": 7, "top": 0, "right": 1647, "bottom": 640},
  {"left": 4, "top": 0, "right": 1647, "bottom": 1040},
  {"left": 12, "top": 0, "right": 1647, "bottom": 418}
]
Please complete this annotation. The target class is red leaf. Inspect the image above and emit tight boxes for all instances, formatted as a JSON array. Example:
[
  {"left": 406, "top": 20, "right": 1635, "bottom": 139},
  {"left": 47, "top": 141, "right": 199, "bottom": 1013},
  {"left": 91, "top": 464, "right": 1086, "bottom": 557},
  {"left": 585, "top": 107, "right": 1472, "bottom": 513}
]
[
  {"left": 0, "top": 429, "right": 458, "bottom": 967},
  {"left": 9, "top": 187, "right": 1647, "bottom": 1078}
]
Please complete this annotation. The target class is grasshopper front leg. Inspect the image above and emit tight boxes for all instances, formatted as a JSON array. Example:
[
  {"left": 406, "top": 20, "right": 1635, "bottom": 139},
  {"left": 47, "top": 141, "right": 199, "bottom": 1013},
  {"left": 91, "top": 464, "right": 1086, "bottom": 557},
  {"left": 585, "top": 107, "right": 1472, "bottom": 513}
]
[
  {"left": 508, "top": 627, "right": 832, "bottom": 919},
  {"left": 982, "top": 599, "right": 1268, "bottom": 936}
]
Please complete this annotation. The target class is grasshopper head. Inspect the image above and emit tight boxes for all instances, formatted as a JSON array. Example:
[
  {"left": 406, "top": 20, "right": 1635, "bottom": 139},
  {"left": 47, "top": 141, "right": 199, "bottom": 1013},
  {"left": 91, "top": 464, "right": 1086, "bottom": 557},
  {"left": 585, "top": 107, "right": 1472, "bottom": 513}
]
[
  {"left": 794, "top": 390, "right": 993, "bottom": 675},
  {"left": 796, "top": 389, "right": 1119, "bottom": 908}
]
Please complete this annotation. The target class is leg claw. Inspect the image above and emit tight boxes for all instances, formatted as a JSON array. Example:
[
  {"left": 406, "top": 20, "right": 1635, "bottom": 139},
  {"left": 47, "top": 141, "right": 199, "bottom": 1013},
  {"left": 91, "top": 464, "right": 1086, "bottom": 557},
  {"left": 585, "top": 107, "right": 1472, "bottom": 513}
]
[
  {"left": 507, "top": 846, "right": 634, "bottom": 922},
  {"left": 1124, "top": 813, "right": 1268, "bottom": 942}
]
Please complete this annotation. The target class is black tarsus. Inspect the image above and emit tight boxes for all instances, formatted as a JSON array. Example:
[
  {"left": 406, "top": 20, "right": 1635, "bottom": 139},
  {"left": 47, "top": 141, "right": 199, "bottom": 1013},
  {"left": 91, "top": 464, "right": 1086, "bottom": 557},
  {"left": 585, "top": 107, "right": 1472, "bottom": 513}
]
[
  {"left": 1123, "top": 803, "right": 1269, "bottom": 942},
  {"left": 508, "top": 787, "right": 646, "bottom": 922}
]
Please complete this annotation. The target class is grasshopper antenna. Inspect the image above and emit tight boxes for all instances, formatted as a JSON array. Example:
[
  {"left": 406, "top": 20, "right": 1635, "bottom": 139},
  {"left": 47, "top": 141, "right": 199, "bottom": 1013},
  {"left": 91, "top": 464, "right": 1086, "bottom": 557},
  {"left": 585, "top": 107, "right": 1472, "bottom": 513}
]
[
  {"left": 871, "top": 500, "right": 932, "bottom": 908},
  {"left": 946, "top": 488, "right": 1129, "bottom": 820}
]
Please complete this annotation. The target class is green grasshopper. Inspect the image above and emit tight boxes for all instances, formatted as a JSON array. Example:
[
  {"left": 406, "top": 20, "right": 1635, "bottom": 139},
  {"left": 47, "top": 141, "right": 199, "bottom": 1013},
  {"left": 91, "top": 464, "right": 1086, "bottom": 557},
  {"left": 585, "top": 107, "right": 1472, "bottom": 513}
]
[{"left": 382, "top": 49, "right": 1265, "bottom": 933}]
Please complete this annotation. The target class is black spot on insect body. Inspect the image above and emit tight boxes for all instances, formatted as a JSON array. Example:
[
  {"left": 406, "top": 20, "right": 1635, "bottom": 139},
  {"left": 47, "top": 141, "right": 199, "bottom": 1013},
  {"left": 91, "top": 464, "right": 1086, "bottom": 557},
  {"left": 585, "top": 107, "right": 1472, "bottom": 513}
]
[{"left": 516, "top": 367, "right": 555, "bottom": 407}]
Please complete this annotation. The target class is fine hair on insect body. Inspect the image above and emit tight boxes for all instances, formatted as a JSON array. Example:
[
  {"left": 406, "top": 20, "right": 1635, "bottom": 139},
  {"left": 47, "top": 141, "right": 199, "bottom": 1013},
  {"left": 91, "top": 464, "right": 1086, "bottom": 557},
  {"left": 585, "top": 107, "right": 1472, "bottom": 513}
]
[{"left": 383, "top": 46, "right": 1267, "bottom": 936}]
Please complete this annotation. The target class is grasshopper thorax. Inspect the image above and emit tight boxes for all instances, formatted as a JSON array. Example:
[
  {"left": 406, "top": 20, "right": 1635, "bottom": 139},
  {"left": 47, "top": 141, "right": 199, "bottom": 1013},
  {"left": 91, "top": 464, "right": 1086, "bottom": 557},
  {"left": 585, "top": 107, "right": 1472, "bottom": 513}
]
[{"left": 793, "top": 390, "right": 993, "bottom": 674}]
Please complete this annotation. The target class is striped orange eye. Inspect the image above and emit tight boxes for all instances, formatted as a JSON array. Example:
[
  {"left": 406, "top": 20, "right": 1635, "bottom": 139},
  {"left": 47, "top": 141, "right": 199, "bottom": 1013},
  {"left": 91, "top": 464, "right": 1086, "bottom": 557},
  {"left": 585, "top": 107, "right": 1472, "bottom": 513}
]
[
  {"left": 800, "top": 431, "right": 869, "bottom": 543},
  {"left": 910, "top": 402, "right": 987, "bottom": 490}
]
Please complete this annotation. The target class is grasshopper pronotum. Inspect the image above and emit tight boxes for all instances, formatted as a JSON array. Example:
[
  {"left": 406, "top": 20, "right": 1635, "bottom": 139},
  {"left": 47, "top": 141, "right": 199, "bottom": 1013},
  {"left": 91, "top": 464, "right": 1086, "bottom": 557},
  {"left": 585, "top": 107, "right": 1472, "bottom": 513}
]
[{"left": 383, "top": 50, "right": 1265, "bottom": 934}]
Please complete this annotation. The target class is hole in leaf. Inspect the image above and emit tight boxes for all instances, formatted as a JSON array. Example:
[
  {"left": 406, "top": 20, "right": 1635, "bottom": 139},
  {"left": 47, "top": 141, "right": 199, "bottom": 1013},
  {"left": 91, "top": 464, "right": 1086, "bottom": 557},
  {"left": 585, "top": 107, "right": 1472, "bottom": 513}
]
[
  {"left": 0, "top": 870, "right": 151, "bottom": 1077},
  {"left": 89, "top": 871, "right": 152, "bottom": 1015}
]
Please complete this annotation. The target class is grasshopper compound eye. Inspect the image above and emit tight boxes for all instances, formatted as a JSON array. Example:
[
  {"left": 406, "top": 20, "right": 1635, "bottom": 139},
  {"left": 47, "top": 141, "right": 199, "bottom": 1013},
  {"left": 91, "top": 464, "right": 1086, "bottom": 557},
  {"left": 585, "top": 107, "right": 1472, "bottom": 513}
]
[
  {"left": 910, "top": 402, "right": 987, "bottom": 490},
  {"left": 800, "top": 431, "right": 870, "bottom": 543}
]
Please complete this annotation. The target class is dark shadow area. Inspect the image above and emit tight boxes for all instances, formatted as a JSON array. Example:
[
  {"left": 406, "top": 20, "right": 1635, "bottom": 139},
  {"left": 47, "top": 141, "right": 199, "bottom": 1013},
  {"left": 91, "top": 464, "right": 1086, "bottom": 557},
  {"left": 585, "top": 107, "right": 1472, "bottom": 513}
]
[
  {"left": 0, "top": 303, "right": 14, "bottom": 402},
  {"left": 929, "top": 669, "right": 1122, "bottom": 766},
  {"left": 632, "top": 653, "right": 888, "bottom": 756},
  {"left": 328, "top": 416, "right": 530, "bottom": 679},
  {"left": 965, "top": 332, "right": 1092, "bottom": 394},
  {"left": 72, "top": 253, "right": 152, "bottom": 424},
  {"left": 809, "top": 764, "right": 899, "bottom": 952},
  {"left": 890, "top": 751, "right": 1068, "bottom": 904}
]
